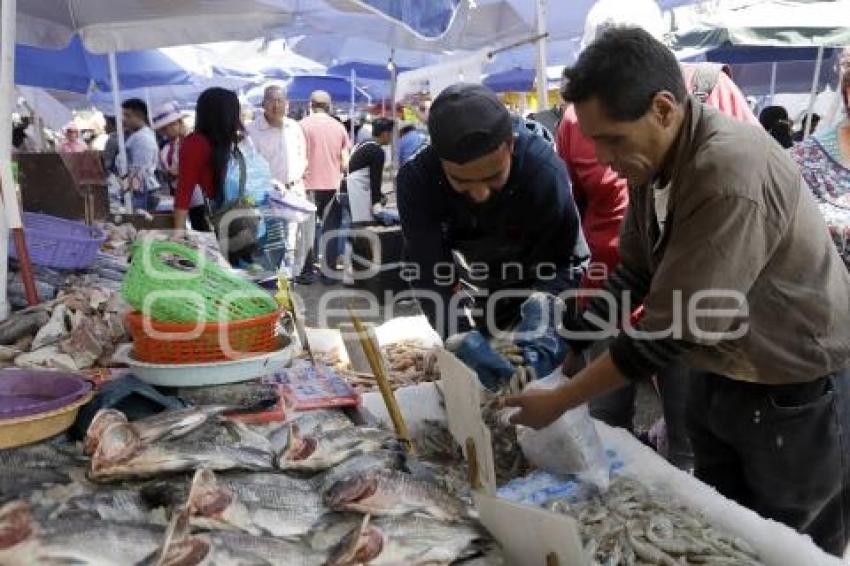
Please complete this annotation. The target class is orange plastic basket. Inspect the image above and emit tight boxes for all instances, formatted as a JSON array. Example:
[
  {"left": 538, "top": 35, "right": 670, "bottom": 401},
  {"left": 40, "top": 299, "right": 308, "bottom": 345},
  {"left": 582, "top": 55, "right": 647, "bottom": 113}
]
[{"left": 126, "top": 310, "right": 282, "bottom": 364}]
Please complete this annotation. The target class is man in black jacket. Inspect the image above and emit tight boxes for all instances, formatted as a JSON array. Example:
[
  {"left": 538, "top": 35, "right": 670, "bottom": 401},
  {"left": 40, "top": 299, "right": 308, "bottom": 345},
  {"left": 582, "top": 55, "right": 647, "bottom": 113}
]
[{"left": 397, "top": 83, "right": 588, "bottom": 390}]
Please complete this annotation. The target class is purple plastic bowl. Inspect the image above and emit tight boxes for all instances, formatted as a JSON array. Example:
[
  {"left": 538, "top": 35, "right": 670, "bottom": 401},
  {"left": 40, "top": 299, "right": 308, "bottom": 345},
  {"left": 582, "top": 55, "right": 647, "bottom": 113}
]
[{"left": 0, "top": 369, "right": 92, "bottom": 420}]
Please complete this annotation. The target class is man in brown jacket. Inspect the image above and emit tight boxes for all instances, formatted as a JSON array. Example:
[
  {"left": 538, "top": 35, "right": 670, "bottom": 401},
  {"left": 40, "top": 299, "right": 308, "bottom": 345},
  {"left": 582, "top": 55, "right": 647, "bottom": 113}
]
[{"left": 506, "top": 27, "right": 850, "bottom": 555}]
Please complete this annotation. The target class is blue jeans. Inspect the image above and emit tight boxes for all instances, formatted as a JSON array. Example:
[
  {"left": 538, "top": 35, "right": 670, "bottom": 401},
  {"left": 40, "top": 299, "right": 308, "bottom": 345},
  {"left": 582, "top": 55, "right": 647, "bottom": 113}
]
[
  {"left": 132, "top": 192, "right": 159, "bottom": 212},
  {"left": 254, "top": 214, "right": 287, "bottom": 272},
  {"left": 322, "top": 193, "right": 352, "bottom": 276}
]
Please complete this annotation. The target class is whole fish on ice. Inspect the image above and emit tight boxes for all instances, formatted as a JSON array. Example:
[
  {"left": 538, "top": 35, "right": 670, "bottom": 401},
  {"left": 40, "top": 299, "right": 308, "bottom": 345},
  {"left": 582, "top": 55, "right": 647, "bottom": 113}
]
[
  {"left": 89, "top": 421, "right": 273, "bottom": 481},
  {"left": 186, "top": 468, "right": 329, "bottom": 539},
  {"left": 276, "top": 424, "right": 396, "bottom": 472},
  {"left": 324, "top": 469, "right": 468, "bottom": 522}
]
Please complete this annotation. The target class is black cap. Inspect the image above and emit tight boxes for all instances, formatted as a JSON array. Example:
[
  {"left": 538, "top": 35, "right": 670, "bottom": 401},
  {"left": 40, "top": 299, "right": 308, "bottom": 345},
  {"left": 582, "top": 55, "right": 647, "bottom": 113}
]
[
  {"left": 371, "top": 118, "right": 394, "bottom": 137},
  {"left": 428, "top": 83, "right": 513, "bottom": 164}
]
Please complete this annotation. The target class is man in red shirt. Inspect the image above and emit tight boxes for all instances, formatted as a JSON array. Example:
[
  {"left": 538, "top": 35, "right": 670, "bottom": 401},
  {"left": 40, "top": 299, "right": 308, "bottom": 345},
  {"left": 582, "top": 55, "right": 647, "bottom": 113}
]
[{"left": 298, "top": 90, "right": 351, "bottom": 284}]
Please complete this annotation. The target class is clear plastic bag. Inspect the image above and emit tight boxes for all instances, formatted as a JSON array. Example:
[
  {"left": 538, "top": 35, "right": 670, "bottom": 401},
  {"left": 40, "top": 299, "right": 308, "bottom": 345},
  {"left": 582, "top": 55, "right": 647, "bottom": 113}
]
[{"left": 512, "top": 370, "right": 610, "bottom": 490}]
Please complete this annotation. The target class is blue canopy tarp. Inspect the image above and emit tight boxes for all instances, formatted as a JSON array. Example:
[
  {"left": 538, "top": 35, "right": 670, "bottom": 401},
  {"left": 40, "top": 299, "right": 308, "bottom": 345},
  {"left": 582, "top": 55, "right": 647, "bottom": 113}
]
[
  {"left": 483, "top": 67, "right": 535, "bottom": 92},
  {"left": 694, "top": 45, "right": 838, "bottom": 64},
  {"left": 15, "top": 35, "right": 195, "bottom": 94},
  {"left": 352, "top": 0, "right": 461, "bottom": 39},
  {"left": 328, "top": 62, "right": 412, "bottom": 81},
  {"left": 246, "top": 75, "right": 370, "bottom": 104}
]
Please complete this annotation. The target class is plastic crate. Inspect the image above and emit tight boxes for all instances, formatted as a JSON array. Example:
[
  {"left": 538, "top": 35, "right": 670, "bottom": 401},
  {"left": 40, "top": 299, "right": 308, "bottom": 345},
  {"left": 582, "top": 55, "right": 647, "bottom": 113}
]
[{"left": 9, "top": 212, "right": 106, "bottom": 270}]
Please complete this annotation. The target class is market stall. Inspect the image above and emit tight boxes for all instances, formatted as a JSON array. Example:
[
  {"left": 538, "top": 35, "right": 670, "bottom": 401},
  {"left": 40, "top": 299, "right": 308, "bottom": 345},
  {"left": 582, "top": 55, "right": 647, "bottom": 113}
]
[
  {"left": 0, "top": 1, "right": 848, "bottom": 564},
  {"left": 0, "top": 193, "right": 842, "bottom": 565}
]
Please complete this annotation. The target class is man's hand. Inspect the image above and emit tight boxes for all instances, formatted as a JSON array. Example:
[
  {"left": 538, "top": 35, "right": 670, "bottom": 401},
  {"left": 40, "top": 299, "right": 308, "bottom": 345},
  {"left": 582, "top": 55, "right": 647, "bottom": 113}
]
[
  {"left": 505, "top": 351, "right": 630, "bottom": 430},
  {"left": 503, "top": 385, "right": 571, "bottom": 429}
]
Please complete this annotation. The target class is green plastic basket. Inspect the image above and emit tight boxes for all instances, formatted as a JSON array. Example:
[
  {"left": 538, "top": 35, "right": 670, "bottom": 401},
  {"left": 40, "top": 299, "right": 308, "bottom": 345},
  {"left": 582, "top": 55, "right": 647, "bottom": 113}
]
[{"left": 121, "top": 241, "right": 278, "bottom": 323}]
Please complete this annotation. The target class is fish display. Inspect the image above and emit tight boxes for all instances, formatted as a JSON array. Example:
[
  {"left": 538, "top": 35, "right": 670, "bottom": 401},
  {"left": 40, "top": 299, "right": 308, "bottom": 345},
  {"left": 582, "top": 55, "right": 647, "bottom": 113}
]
[
  {"left": 546, "top": 476, "right": 762, "bottom": 566},
  {"left": 309, "top": 512, "right": 502, "bottom": 566},
  {"left": 326, "top": 514, "right": 502, "bottom": 566},
  {"left": 316, "top": 450, "right": 408, "bottom": 494},
  {"left": 0, "top": 391, "right": 770, "bottom": 566},
  {"left": 266, "top": 409, "right": 355, "bottom": 454},
  {"left": 0, "top": 437, "right": 86, "bottom": 503},
  {"left": 54, "top": 487, "right": 162, "bottom": 524},
  {"left": 1, "top": 286, "right": 129, "bottom": 371},
  {"left": 0, "top": 466, "right": 71, "bottom": 504},
  {"left": 0, "top": 433, "right": 84, "bottom": 470},
  {"left": 276, "top": 423, "right": 396, "bottom": 472},
  {"left": 84, "top": 406, "right": 232, "bottom": 455},
  {"left": 0, "top": 500, "right": 164, "bottom": 566},
  {"left": 155, "top": 509, "right": 326, "bottom": 566},
  {"left": 324, "top": 469, "right": 469, "bottom": 522},
  {"left": 186, "top": 468, "right": 330, "bottom": 539},
  {"left": 89, "top": 420, "right": 274, "bottom": 481},
  {"left": 140, "top": 471, "right": 319, "bottom": 511}
]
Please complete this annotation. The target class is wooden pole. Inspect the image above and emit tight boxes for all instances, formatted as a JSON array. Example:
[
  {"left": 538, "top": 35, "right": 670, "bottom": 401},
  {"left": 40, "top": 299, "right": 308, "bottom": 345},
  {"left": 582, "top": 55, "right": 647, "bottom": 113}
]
[
  {"left": 0, "top": 0, "right": 37, "bottom": 308},
  {"left": 349, "top": 309, "right": 413, "bottom": 453},
  {"left": 804, "top": 46, "right": 825, "bottom": 141},
  {"left": 466, "top": 437, "right": 482, "bottom": 491}
]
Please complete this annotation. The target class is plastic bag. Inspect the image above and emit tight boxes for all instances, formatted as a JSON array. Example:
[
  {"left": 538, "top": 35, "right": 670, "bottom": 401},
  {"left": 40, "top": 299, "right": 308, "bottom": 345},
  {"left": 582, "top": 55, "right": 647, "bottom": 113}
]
[{"left": 512, "top": 370, "right": 610, "bottom": 489}]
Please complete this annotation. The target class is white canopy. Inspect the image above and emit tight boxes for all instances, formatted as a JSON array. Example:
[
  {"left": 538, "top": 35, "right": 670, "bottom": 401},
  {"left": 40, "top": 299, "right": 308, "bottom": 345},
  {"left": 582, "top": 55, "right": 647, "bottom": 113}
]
[
  {"left": 670, "top": 0, "right": 850, "bottom": 49},
  {"left": 12, "top": 0, "right": 298, "bottom": 52}
]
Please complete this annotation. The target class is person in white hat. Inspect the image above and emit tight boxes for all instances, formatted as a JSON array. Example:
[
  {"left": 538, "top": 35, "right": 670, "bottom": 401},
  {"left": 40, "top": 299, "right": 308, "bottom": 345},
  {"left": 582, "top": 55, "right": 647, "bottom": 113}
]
[{"left": 151, "top": 101, "right": 188, "bottom": 193}]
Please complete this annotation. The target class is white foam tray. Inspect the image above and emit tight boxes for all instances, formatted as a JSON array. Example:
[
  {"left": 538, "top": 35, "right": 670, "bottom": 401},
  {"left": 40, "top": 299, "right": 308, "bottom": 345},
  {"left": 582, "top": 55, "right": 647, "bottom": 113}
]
[{"left": 125, "top": 345, "right": 295, "bottom": 387}]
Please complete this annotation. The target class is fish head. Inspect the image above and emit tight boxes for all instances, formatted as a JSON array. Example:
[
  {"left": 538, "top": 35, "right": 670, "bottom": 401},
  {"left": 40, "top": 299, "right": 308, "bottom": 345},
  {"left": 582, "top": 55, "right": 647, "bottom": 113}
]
[
  {"left": 0, "top": 501, "right": 35, "bottom": 550},
  {"left": 326, "top": 515, "right": 384, "bottom": 566},
  {"left": 280, "top": 423, "right": 318, "bottom": 462},
  {"left": 156, "top": 537, "right": 211, "bottom": 566},
  {"left": 324, "top": 475, "right": 379, "bottom": 509},
  {"left": 84, "top": 409, "right": 127, "bottom": 455},
  {"left": 188, "top": 469, "right": 232, "bottom": 518},
  {"left": 91, "top": 421, "right": 142, "bottom": 472},
  {"left": 154, "top": 508, "right": 211, "bottom": 566}
]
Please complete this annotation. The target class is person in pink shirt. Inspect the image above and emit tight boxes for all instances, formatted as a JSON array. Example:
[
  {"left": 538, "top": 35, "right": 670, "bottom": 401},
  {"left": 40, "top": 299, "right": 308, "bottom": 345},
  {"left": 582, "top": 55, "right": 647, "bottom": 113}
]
[
  {"left": 59, "top": 125, "right": 88, "bottom": 153},
  {"left": 297, "top": 90, "right": 351, "bottom": 284}
]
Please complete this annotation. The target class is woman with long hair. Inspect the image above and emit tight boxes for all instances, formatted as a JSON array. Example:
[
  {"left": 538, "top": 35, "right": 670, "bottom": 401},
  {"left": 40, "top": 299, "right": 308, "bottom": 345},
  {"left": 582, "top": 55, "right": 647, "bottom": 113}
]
[{"left": 174, "top": 87, "right": 242, "bottom": 232}]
